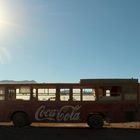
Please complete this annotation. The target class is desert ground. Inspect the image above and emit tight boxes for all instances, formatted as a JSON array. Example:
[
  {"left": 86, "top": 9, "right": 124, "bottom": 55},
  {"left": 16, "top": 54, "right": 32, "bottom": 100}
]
[{"left": 0, "top": 122, "right": 140, "bottom": 140}]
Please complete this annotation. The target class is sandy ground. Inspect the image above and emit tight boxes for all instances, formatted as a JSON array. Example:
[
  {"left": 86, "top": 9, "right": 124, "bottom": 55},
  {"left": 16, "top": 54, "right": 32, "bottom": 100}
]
[
  {"left": 1, "top": 122, "right": 140, "bottom": 129},
  {"left": 0, "top": 122, "right": 140, "bottom": 140}
]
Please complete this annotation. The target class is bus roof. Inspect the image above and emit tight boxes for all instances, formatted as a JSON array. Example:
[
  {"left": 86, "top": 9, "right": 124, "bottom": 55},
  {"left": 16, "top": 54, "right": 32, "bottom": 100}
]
[
  {"left": 0, "top": 79, "right": 139, "bottom": 86},
  {"left": 80, "top": 79, "right": 138, "bottom": 84}
]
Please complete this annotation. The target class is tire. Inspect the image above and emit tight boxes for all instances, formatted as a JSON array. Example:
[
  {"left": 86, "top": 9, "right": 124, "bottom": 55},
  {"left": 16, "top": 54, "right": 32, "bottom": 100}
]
[
  {"left": 12, "top": 112, "right": 30, "bottom": 127},
  {"left": 87, "top": 114, "right": 104, "bottom": 129}
]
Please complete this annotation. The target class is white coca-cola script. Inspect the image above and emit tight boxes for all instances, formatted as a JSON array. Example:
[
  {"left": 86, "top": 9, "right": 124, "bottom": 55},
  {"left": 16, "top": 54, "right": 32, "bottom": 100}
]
[{"left": 35, "top": 105, "right": 81, "bottom": 121}]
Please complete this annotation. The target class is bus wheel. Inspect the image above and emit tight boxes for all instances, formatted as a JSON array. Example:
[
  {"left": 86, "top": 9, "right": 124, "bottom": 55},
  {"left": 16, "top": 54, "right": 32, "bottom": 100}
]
[
  {"left": 12, "top": 112, "right": 30, "bottom": 127},
  {"left": 87, "top": 114, "right": 104, "bottom": 129}
]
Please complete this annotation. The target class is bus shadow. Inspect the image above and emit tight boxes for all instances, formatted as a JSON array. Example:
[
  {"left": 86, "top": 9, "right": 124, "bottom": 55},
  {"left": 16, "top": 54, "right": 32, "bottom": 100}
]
[{"left": 0, "top": 125, "right": 140, "bottom": 140}]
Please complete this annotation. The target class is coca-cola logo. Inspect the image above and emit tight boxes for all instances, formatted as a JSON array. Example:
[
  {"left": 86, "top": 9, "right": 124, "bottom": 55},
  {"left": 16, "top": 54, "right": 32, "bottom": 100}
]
[{"left": 35, "top": 105, "right": 81, "bottom": 121}]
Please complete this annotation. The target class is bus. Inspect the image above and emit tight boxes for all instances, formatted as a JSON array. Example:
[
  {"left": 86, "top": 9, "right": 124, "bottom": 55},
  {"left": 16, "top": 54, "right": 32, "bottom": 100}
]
[{"left": 0, "top": 78, "right": 139, "bottom": 128}]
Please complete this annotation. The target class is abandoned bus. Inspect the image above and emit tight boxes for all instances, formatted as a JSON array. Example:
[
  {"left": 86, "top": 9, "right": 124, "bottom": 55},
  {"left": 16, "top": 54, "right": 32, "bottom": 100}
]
[{"left": 0, "top": 78, "right": 140, "bottom": 128}]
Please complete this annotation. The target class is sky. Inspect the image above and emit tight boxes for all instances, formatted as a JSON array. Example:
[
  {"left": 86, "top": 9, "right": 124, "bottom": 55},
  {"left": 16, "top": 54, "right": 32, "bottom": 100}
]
[{"left": 0, "top": 0, "right": 140, "bottom": 83}]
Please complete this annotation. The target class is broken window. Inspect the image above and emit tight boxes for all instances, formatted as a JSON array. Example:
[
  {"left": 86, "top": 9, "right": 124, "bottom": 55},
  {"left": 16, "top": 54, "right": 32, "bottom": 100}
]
[
  {"left": 124, "top": 87, "right": 137, "bottom": 100},
  {"left": 99, "top": 86, "right": 121, "bottom": 101}
]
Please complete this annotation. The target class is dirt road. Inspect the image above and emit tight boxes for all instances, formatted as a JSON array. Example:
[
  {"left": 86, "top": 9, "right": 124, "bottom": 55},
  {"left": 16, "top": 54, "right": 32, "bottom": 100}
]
[{"left": 0, "top": 124, "right": 140, "bottom": 140}]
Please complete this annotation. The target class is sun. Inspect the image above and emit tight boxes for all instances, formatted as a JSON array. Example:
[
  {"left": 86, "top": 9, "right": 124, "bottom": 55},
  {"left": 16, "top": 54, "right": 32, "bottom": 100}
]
[
  {"left": 0, "top": 4, "right": 20, "bottom": 32},
  {"left": 0, "top": 5, "right": 8, "bottom": 29}
]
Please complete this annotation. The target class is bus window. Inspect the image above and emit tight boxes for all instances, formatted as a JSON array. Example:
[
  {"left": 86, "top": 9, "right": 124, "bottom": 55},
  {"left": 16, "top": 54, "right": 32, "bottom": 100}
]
[
  {"left": 16, "top": 87, "right": 30, "bottom": 100},
  {"left": 6, "top": 89, "right": 16, "bottom": 100},
  {"left": 73, "top": 89, "right": 81, "bottom": 101},
  {"left": 0, "top": 88, "right": 5, "bottom": 100},
  {"left": 38, "top": 88, "right": 56, "bottom": 101},
  {"left": 38, "top": 89, "right": 48, "bottom": 101},
  {"left": 33, "top": 89, "right": 37, "bottom": 98},
  {"left": 48, "top": 89, "right": 56, "bottom": 101},
  {"left": 60, "top": 88, "right": 70, "bottom": 101},
  {"left": 82, "top": 88, "right": 96, "bottom": 101},
  {"left": 124, "top": 87, "right": 137, "bottom": 100},
  {"left": 106, "top": 90, "right": 110, "bottom": 96},
  {"left": 99, "top": 86, "right": 121, "bottom": 101}
]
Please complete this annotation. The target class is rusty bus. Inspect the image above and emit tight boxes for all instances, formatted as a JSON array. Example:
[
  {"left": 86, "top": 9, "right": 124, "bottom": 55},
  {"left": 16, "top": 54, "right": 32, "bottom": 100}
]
[{"left": 0, "top": 78, "right": 140, "bottom": 128}]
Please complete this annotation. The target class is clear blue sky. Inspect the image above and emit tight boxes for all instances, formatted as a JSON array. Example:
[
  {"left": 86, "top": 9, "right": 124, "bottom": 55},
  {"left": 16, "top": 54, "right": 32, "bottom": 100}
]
[{"left": 0, "top": 0, "right": 140, "bottom": 82}]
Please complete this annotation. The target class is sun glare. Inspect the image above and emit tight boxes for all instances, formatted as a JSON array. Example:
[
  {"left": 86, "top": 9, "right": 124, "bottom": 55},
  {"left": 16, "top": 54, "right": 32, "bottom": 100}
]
[
  {"left": 0, "top": 5, "right": 8, "bottom": 29},
  {"left": 0, "top": 3, "right": 17, "bottom": 29},
  {"left": 0, "top": 4, "right": 22, "bottom": 32}
]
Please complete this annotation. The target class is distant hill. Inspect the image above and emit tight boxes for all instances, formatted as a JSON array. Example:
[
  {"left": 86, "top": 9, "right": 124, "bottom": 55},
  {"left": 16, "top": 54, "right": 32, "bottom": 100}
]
[{"left": 0, "top": 80, "right": 37, "bottom": 84}]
